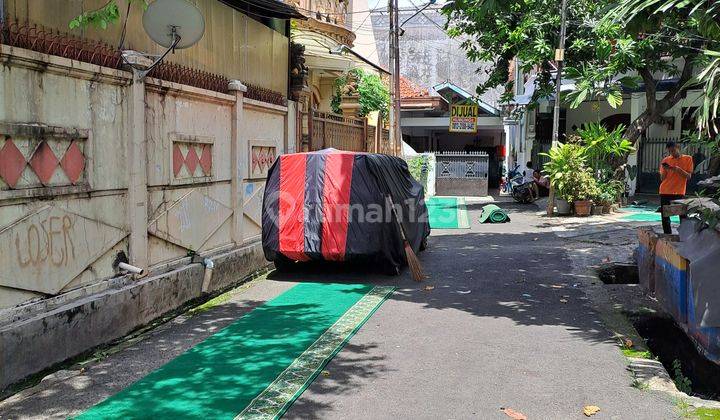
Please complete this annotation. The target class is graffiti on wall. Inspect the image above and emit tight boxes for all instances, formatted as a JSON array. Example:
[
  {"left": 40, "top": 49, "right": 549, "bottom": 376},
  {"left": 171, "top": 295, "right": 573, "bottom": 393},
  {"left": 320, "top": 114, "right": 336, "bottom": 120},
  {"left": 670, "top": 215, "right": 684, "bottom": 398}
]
[
  {"left": 148, "top": 190, "right": 232, "bottom": 251},
  {"left": 0, "top": 206, "right": 126, "bottom": 295}
]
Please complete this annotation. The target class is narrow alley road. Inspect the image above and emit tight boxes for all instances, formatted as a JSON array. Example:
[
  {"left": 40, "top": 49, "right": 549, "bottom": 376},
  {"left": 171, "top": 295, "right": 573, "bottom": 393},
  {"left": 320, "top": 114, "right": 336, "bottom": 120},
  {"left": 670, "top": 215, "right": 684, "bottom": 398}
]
[{"left": 0, "top": 202, "right": 678, "bottom": 419}]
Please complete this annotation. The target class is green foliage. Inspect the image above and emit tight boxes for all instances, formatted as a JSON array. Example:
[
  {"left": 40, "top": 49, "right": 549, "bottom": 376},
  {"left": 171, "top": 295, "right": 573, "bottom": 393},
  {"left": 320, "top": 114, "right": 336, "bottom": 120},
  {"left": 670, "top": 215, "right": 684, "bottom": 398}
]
[
  {"left": 542, "top": 123, "right": 631, "bottom": 204},
  {"left": 595, "top": 180, "right": 625, "bottom": 205},
  {"left": 407, "top": 155, "right": 430, "bottom": 191},
  {"left": 575, "top": 122, "right": 635, "bottom": 180},
  {"left": 331, "top": 68, "right": 390, "bottom": 119},
  {"left": 567, "top": 168, "right": 601, "bottom": 202},
  {"left": 442, "top": 0, "right": 702, "bottom": 141},
  {"left": 70, "top": 0, "right": 147, "bottom": 30},
  {"left": 606, "top": 0, "right": 720, "bottom": 138},
  {"left": 541, "top": 143, "right": 595, "bottom": 202},
  {"left": 672, "top": 359, "right": 693, "bottom": 395},
  {"left": 691, "top": 407, "right": 720, "bottom": 419},
  {"left": 622, "top": 347, "right": 655, "bottom": 359}
]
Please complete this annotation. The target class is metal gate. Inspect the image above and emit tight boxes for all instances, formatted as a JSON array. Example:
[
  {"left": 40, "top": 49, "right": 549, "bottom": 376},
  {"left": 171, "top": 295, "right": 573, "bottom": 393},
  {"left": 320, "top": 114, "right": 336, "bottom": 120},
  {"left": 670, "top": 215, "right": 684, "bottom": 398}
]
[
  {"left": 434, "top": 151, "right": 489, "bottom": 196},
  {"left": 637, "top": 137, "right": 711, "bottom": 193},
  {"left": 435, "top": 151, "right": 489, "bottom": 179}
]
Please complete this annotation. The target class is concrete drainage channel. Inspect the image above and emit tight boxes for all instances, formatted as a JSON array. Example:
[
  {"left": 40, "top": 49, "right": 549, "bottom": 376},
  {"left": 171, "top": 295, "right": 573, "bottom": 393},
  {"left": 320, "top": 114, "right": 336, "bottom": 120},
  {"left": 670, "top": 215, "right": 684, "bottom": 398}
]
[
  {"left": 630, "top": 314, "right": 720, "bottom": 399},
  {"left": 596, "top": 262, "right": 639, "bottom": 285},
  {"left": 593, "top": 261, "right": 720, "bottom": 414}
]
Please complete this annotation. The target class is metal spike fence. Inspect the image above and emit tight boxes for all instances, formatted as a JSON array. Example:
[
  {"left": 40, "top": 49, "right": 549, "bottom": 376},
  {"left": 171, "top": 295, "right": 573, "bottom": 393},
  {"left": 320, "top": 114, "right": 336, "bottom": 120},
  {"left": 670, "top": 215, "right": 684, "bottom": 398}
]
[{"left": 0, "top": 20, "right": 287, "bottom": 106}]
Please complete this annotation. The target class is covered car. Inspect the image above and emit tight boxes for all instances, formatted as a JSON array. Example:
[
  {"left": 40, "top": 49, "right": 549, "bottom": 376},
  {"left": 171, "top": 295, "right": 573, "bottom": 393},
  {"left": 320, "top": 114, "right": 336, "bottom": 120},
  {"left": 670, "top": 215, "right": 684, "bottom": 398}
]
[{"left": 262, "top": 149, "right": 430, "bottom": 273}]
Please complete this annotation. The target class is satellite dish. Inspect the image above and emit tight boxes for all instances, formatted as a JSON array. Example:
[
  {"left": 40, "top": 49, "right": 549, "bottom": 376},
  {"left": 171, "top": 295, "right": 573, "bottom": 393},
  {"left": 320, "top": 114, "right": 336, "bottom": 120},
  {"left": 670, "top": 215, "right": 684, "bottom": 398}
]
[{"left": 143, "top": 0, "right": 205, "bottom": 50}]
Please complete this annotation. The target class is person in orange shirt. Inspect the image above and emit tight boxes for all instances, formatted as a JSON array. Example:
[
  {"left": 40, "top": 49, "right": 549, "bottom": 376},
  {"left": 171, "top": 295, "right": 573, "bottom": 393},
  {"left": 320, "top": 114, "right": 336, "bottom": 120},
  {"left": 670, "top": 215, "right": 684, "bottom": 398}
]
[{"left": 659, "top": 141, "right": 694, "bottom": 234}]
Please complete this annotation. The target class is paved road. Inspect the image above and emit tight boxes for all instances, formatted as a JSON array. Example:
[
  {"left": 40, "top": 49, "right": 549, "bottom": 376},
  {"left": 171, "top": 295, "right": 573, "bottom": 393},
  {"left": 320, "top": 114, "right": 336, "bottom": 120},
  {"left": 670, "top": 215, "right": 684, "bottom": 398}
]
[{"left": 0, "top": 202, "right": 678, "bottom": 419}]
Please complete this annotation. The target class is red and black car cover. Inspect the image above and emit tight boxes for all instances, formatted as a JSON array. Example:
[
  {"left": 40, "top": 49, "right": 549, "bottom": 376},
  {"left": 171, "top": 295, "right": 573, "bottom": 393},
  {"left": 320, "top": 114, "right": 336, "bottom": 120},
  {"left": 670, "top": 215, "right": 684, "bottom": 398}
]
[{"left": 262, "top": 149, "right": 430, "bottom": 271}]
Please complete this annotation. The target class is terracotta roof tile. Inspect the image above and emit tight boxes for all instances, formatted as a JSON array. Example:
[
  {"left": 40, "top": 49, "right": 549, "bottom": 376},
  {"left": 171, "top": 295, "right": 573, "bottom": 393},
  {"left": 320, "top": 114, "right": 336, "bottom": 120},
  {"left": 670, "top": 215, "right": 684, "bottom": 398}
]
[{"left": 399, "top": 77, "right": 429, "bottom": 98}]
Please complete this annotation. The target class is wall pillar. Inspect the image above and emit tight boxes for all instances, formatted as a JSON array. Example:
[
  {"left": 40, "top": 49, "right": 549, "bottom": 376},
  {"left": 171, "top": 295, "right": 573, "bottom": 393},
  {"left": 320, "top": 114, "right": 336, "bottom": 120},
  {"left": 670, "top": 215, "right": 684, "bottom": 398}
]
[
  {"left": 627, "top": 92, "right": 644, "bottom": 196},
  {"left": 229, "top": 80, "right": 247, "bottom": 245},
  {"left": 503, "top": 118, "right": 519, "bottom": 174},
  {"left": 127, "top": 69, "right": 148, "bottom": 270}
]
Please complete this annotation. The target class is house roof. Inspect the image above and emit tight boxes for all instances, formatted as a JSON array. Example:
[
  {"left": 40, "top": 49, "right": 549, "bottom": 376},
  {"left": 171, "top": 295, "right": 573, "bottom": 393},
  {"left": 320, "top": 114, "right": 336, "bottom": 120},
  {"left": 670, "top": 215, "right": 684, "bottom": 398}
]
[
  {"left": 218, "top": 0, "right": 305, "bottom": 20},
  {"left": 433, "top": 81, "right": 500, "bottom": 116},
  {"left": 400, "top": 77, "right": 429, "bottom": 98}
]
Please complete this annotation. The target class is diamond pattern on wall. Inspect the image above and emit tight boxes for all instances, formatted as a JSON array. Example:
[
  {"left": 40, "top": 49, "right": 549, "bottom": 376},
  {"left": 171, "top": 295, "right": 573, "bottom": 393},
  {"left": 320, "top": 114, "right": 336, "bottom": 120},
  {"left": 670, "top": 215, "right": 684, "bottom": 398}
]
[
  {"left": 29, "top": 142, "right": 59, "bottom": 185},
  {"left": 173, "top": 144, "right": 184, "bottom": 177},
  {"left": 250, "top": 144, "right": 276, "bottom": 178},
  {"left": 60, "top": 141, "right": 86, "bottom": 185},
  {"left": 0, "top": 138, "right": 26, "bottom": 188},
  {"left": 0, "top": 124, "right": 88, "bottom": 190},
  {"left": 172, "top": 142, "right": 213, "bottom": 179},
  {"left": 184, "top": 147, "right": 199, "bottom": 175},
  {"left": 199, "top": 144, "right": 212, "bottom": 175}
]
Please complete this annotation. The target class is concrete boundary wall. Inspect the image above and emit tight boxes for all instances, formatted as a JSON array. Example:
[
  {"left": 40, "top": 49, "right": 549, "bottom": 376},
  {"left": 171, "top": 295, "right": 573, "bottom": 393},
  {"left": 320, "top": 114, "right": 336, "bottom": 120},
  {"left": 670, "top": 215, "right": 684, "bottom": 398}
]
[
  {"left": 0, "top": 46, "right": 286, "bottom": 392},
  {"left": 0, "top": 242, "right": 269, "bottom": 393}
]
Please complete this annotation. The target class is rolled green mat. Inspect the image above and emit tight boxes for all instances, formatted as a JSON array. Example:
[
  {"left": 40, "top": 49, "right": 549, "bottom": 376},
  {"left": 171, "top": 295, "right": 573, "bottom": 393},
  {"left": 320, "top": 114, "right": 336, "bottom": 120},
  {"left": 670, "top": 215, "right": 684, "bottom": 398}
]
[{"left": 479, "top": 204, "right": 510, "bottom": 223}]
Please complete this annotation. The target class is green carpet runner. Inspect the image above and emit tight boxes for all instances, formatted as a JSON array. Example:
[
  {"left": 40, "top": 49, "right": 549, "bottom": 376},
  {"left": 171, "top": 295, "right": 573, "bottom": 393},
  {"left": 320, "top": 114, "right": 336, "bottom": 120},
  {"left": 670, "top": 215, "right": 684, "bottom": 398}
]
[
  {"left": 478, "top": 204, "right": 510, "bottom": 223},
  {"left": 78, "top": 283, "right": 394, "bottom": 420},
  {"left": 619, "top": 206, "right": 680, "bottom": 223},
  {"left": 426, "top": 196, "right": 470, "bottom": 229}
]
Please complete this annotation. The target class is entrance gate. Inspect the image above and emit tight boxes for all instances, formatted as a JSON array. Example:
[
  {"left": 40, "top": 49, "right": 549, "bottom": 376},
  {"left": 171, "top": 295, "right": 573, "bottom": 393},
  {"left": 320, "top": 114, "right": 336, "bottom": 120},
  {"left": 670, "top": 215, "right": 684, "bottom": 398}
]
[{"left": 434, "top": 151, "right": 489, "bottom": 196}]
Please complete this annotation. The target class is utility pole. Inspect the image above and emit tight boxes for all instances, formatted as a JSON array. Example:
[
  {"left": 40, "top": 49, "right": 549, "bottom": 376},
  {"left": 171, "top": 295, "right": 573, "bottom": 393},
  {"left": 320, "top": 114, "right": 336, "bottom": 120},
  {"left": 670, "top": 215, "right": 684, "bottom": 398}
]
[
  {"left": 388, "top": 0, "right": 401, "bottom": 155},
  {"left": 547, "top": 0, "right": 568, "bottom": 216}
]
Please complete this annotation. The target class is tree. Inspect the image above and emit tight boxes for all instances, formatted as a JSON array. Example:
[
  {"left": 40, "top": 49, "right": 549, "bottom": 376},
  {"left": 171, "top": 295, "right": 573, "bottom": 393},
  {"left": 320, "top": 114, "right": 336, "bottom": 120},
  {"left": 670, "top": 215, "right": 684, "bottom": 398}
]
[
  {"left": 441, "top": 0, "right": 700, "bottom": 146},
  {"left": 607, "top": 0, "right": 720, "bottom": 143},
  {"left": 70, "top": 0, "right": 147, "bottom": 30}
]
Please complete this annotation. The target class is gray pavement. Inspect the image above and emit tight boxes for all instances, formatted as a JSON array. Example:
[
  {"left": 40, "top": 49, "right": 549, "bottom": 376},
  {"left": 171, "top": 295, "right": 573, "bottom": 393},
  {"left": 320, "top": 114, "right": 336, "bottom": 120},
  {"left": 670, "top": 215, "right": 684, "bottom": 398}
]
[{"left": 0, "top": 202, "right": 679, "bottom": 419}]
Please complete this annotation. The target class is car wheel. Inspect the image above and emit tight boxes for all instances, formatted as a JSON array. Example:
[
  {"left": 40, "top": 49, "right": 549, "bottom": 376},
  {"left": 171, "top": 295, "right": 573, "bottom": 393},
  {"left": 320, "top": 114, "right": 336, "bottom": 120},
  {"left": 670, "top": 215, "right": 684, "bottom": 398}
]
[
  {"left": 273, "top": 255, "right": 296, "bottom": 272},
  {"left": 384, "top": 264, "right": 401, "bottom": 276},
  {"left": 420, "top": 236, "right": 428, "bottom": 251}
]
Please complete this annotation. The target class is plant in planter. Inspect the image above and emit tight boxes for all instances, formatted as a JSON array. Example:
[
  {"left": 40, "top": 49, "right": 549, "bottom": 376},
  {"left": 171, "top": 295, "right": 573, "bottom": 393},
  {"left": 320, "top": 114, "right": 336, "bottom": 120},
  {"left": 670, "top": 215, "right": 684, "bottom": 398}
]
[
  {"left": 541, "top": 143, "right": 588, "bottom": 215},
  {"left": 596, "top": 180, "right": 624, "bottom": 212},
  {"left": 565, "top": 169, "right": 600, "bottom": 217}
]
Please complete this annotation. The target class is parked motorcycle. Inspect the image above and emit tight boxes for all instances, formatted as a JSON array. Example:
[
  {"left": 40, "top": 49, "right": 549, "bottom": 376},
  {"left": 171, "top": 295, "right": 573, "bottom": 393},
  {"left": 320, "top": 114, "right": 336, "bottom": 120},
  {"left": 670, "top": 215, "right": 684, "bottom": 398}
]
[
  {"left": 501, "top": 164, "right": 521, "bottom": 194},
  {"left": 510, "top": 174, "right": 536, "bottom": 203}
]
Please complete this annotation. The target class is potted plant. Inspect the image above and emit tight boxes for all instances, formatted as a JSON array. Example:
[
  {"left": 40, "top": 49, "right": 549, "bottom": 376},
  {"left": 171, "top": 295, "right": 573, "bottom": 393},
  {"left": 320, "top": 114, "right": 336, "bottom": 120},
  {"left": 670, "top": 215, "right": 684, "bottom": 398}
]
[
  {"left": 556, "top": 197, "right": 573, "bottom": 215},
  {"left": 591, "top": 197, "right": 605, "bottom": 215},
  {"left": 566, "top": 169, "right": 599, "bottom": 217},
  {"left": 540, "top": 143, "right": 587, "bottom": 216}
]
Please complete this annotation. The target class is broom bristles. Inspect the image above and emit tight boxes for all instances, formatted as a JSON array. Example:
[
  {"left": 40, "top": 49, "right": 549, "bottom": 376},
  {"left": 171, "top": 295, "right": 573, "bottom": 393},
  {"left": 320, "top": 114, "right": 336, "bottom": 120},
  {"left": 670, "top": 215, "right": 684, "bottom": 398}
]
[{"left": 404, "top": 241, "right": 425, "bottom": 281}]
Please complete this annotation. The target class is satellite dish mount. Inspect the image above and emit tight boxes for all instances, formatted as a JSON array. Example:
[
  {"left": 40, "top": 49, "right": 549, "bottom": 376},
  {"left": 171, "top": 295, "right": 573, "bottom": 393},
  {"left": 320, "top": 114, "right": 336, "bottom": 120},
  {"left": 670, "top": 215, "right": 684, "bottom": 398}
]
[{"left": 124, "top": 0, "right": 205, "bottom": 79}]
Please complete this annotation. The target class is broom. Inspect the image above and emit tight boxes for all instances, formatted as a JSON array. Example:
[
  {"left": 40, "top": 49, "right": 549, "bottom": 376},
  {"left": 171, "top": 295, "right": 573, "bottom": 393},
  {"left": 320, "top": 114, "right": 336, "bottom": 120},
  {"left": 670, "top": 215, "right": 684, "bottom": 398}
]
[{"left": 388, "top": 196, "right": 426, "bottom": 281}]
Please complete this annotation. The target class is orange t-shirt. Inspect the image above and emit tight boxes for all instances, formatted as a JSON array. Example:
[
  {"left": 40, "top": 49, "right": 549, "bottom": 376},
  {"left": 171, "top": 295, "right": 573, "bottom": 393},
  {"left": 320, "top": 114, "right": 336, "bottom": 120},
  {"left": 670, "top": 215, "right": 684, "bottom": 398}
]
[{"left": 659, "top": 155, "right": 694, "bottom": 195}]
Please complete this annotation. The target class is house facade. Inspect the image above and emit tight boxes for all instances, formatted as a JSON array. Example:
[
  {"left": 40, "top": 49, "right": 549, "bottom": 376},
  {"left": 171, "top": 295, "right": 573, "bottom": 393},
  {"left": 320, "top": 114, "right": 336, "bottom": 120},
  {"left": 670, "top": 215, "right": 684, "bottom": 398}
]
[
  {"left": 286, "top": 0, "right": 389, "bottom": 152},
  {"left": 505, "top": 65, "right": 716, "bottom": 196},
  {"left": 400, "top": 79, "right": 505, "bottom": 190}
]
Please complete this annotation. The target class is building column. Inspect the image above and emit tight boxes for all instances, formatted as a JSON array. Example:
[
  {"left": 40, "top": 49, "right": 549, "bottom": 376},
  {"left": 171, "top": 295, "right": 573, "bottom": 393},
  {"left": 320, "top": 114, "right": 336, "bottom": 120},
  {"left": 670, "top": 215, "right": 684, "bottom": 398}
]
[
  {"left": 503, "top": 118, "right": 519, "bottom": 174},
  {"left": 229, "top": 80, "right": 247, "bottom": 245},
  {"left": 127, "top": 69, "right": 148, "bottom": 270}
]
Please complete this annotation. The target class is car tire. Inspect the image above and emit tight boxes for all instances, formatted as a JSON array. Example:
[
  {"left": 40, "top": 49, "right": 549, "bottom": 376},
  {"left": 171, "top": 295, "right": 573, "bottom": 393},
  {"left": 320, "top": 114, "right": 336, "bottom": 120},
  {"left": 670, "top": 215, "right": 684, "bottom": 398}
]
[
  {"left": 384, "top": 264, "right": 401, "bottom": 276},
  {"left": 420, "top": 236, "right": 428, "bottom": 251},
  {"left": 273, "top": 255, "right": 296, "bottom": 272}
]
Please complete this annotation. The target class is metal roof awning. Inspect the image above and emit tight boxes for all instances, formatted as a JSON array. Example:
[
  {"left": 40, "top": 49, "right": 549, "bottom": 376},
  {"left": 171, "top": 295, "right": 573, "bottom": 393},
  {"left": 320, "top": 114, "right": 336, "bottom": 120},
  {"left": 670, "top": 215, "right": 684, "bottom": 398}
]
[
  {"left": 219, "top": 0, "right": 306, "bottom": 20},
  {"left": 433, "top": 82, "right": 500, "bottom": 116}
]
